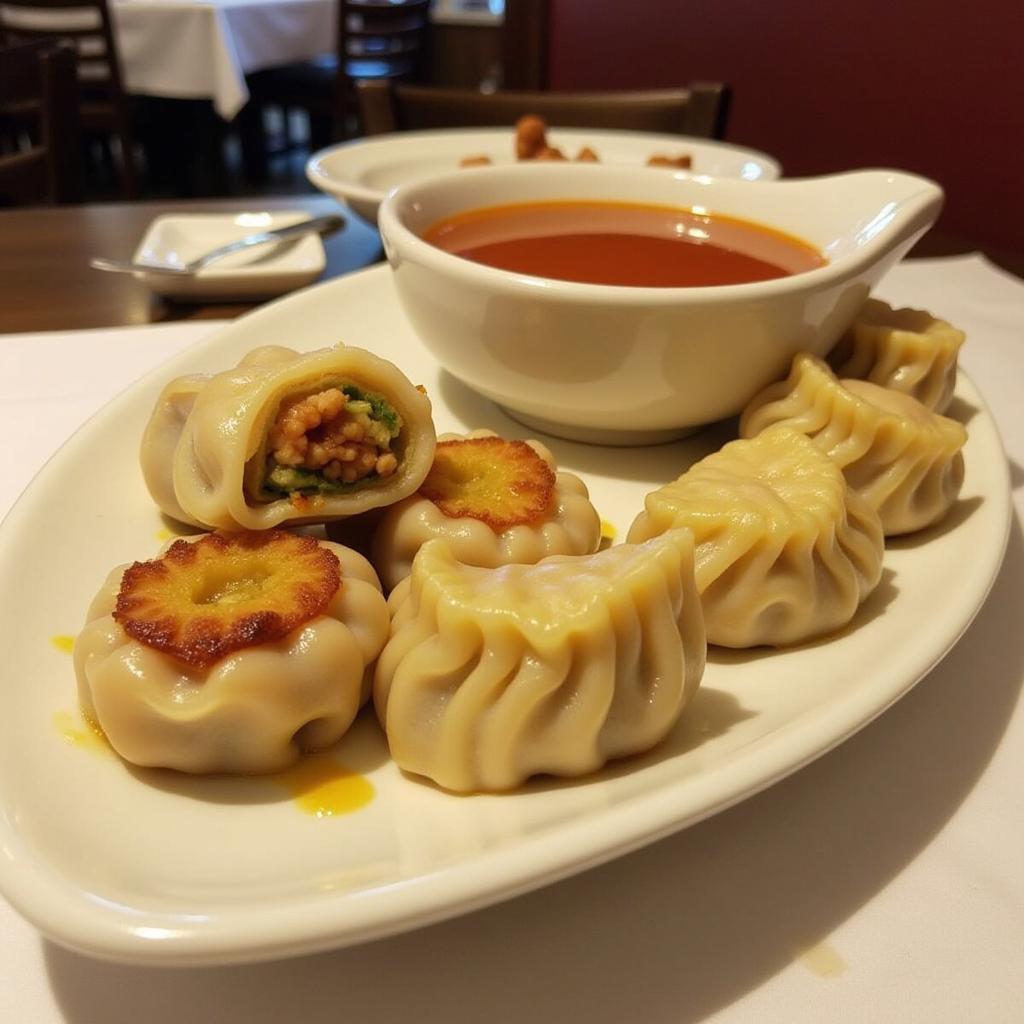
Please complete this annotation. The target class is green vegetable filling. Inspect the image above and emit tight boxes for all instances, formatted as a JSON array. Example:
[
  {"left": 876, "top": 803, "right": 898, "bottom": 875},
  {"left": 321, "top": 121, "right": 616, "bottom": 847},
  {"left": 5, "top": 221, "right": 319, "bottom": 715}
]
[
  {"left": 343, "top": 385, "right": 400, "bottom": 435},
  {"left": 263, "top": 384, "right": 403, "bottom": 497},
  {"left": 264, "top": 466, "right": 358, "bottom": 495}
]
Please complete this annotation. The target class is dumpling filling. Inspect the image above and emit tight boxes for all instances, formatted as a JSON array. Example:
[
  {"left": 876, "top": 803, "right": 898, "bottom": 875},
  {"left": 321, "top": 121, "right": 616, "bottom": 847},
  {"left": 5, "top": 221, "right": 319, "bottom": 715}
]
[{"left": 263, "top": 384, "right": 403, "bottom": 497}]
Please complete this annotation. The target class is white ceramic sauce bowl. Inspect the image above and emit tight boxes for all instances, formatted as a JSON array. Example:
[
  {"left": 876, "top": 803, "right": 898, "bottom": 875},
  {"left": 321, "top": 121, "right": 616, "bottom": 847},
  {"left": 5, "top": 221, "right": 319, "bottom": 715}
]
[{"left": 378, "top": 164, "right": 943, "bottom": 445}]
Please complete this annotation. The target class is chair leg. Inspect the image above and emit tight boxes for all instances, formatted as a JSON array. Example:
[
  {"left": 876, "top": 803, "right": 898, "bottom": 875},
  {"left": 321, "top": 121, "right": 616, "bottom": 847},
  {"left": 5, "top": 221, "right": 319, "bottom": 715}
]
[
  {"left": 196, "top": 107, "right": 230, "bottom": 195},
  {"left": 237, "top": 101, "right": 270, "bottom": 184},
  {"left": 98, "top": 136, "right": 116, "bottom": 188},
  {"left": 280, "top": 105, "right": 295, "bottom": 148},
  {"left": 308, "top": 109, "right": 333, "bottom": 152},
  {"left": 118, "top": 131, "right": 139, "bottom": 200}
]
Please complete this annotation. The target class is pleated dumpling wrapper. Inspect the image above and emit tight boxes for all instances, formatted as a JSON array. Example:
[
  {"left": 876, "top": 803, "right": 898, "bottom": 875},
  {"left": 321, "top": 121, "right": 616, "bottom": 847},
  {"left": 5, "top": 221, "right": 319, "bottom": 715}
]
[
  {"left": 370, "top": 429, "right": 601, "bottom": 590},
  {"left": 74, "top": 531, "right": 389, "bottom": 774},
  {"left": 628, "top": 425, "right": 884, "bottom": 648},
  {"left": 141, "top": 344, "right": 436, "bottom": 530},
  {"left": 374, "top": 533, "right": 706, "bottom": 793},
  {"left": 740, "top": 354, "right": 966, "bottom": 536},
  {"left": 828, "top": 298, "right": 965, "bottom": 413}
]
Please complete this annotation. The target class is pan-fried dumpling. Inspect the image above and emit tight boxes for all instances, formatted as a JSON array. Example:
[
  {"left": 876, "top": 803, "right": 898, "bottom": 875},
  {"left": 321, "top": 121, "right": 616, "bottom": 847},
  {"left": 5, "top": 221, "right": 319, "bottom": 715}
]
[
  {"left": 140, "top": 344, "right": 436, "bottom": 531},
  {"left": 73, "top": 531, "right": 389, "bottom": 774},
  {"left": 370, "top": 429, "right": 601, "bottom": 590},
  {"left": 828, "top": 299, "right": 965, "bottom": 413},
  {"left": 374, "top": 532, "right": 705, "bottom": 793},
  {"left": 628, "top": 425, "right": 884, "bottom": 648},
  {"left": 740, "top": 354, "right": 966, "bottom": 536}
]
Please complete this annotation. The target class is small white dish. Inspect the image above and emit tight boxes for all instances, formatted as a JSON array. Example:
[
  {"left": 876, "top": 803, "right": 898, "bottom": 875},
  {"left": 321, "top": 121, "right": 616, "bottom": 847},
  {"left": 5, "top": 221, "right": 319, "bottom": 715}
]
[
  {"left": 0, "top": 265, "right": 1009, "bottom": 965},
  {"left": 132, "top": 212, "right": 327, "bottom": 300},
  {"left": 307, "top": 127, "right": 782, "bottom": 222}
]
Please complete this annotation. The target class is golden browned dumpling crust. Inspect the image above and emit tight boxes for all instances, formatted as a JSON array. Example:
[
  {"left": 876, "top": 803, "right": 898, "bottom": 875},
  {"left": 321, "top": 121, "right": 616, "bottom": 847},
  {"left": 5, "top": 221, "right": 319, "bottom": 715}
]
[
  {"left": 114, "top": 531, "right": 340, "bottom": 668},
  {"left": 76, "top": 536, "right": 389, "bottom": 774},
  {"left": 418, "top": 436, "right": 556, "bottom": 530},
  {"left": 368, "top": 429, "right": 601, "bottom": 591}
]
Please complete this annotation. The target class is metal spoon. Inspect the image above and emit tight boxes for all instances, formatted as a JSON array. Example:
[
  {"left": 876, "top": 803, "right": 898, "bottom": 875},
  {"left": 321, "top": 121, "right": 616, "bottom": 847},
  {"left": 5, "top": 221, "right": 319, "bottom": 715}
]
[{"left": 89, "top": 214, "right": 345, "bottom": 276}]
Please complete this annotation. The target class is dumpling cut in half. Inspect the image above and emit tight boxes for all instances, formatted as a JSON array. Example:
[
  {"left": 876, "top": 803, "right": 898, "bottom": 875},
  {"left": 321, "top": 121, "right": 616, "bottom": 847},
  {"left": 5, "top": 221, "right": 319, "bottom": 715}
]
[
  {"left": 828, "top": 298, "right": 965, "bottom": 413},
  {"left": 370, "top": 429, "right": 602, "bottom": 590},
  {"left": 74, "top": 530, "right": 389, "bottom": 774},
  {"left": 740, "top": 354, "right": 966, "bottom": 536},
  {"left": 141, "top": 344, "right": 436, "bottom": 531},
  {"left": 628, "top": 424, "right": 885, "bottom": 648},
  {"left": 374, "top": 533, "right": 706, "bottom": 793}
]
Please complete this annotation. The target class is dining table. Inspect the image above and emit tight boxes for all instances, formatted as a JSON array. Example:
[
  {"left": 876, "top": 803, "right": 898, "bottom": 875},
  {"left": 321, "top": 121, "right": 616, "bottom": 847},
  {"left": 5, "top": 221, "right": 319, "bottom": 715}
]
[{"left": 0, "top": 194, "right": 1023, "bottom": 1022}]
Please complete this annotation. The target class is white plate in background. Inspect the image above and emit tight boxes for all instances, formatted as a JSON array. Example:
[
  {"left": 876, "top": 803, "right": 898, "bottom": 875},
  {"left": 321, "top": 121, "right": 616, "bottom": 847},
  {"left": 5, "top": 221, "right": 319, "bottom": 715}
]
[
  {"left": 307, "top": 128, "right": 782, "bottom": 222},
  {"left": 0, "top": 265, "right": 1008, "bottom": 966},
  {"left": 132, "top": 211, "right": 326, "bottom": 300}
]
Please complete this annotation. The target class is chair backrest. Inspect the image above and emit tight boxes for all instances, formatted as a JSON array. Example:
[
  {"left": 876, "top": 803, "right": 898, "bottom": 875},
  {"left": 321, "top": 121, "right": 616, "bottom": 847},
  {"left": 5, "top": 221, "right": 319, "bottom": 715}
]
[
  {"left": 0, "top": 39, "right": 82, "bottom": 205},
  {"left": 356, "top": 81, "right": 732, "bottom": 140},
  {"left": 339, "top": 0, "right": 430, "bottom": 81},
  {"left": 0, "top": 0, "right": 136, "bottom": 195},
  {"left": 0, "top": 0, "right": 126, "bottom": 104}
]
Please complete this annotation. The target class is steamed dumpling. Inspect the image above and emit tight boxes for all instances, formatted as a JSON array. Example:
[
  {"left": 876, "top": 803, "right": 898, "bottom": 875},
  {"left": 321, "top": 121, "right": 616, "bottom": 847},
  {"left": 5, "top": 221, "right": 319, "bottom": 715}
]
[
  {"left": 628, "top": 425, "right": 884, "bottom": 648},
  {"left": 74, "top": 531, "right": 389, "bottom": 774},
  {"left": 370, "top": 429, "right": 601, "bottom": 590},
  {"left": 740, "top": 354, "right": 966, "bottom": 536},
  {"left": 140, "top": 344, "right": 436, "bottom": 531},
  {"left": 374, "top": 532, "right": 706, "bottom": 792},
  {"left": 828, "top": 298, "right": 965, "bottom": 413},
  {"left": 139, "top": 373, "right": 208, "bottom": 524}
]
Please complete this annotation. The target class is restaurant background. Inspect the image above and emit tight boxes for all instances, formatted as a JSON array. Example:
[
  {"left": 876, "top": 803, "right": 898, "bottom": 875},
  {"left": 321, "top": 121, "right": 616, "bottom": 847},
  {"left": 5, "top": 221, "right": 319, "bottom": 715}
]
[{"left": 546, "top": 0, "right": 1023, "bottom": 255}]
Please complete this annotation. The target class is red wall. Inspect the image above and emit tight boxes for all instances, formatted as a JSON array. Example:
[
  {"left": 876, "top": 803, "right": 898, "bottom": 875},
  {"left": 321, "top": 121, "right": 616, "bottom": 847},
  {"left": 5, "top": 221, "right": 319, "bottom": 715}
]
[{"left": 548, "top": 0, "right": 1024, "bottom": 253}]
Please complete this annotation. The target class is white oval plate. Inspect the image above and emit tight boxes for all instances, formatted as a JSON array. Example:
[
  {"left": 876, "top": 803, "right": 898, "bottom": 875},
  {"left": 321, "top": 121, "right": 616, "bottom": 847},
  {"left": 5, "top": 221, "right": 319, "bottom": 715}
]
[
  {"left": 307, "top": 128, "right": 782, "bottom": 222},
  {"left": 0, "top": 265, "right": 1009, "bottom": 966}
]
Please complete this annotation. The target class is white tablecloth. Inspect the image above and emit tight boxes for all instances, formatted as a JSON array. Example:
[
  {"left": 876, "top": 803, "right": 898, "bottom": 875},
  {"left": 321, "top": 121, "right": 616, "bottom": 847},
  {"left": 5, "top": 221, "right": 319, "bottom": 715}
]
[
  {"left": 1, "top": 255, "right": 1022, "bottom": 1021},
  {"left": 0, "top": 0, "right": 335, "bottom": 118},
  {"left": 114, "top": 0, "right": 335, "bottom": 118}
]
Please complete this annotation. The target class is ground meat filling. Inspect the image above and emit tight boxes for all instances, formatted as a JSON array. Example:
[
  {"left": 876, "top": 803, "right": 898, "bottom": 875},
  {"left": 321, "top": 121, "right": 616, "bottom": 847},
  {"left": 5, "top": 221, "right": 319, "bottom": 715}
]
[{"left": 268, "top": 387, "right": 399, "bottom": 488}]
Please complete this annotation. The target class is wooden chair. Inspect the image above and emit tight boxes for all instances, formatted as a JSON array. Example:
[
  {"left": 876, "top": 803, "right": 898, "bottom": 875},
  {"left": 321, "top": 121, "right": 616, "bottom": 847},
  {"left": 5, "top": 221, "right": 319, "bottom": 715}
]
[
  {"left": 356, "top": 81, "right": 732, "bottom": 140},
  {"left": 0, "top": 0, "right": 138, "bottom": 198},
  {"left": 245, "top": 0, "right": 431, "bottom": 161},
  {"left": 0, "top": 40, "right": 83, "bottom": 205}
]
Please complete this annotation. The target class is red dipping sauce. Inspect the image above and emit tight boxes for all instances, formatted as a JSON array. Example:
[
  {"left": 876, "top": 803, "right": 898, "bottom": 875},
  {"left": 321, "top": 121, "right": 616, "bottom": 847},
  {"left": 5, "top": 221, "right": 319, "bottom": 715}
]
[{"left": 422, "top": 200, "right": 826, "bottom": 287}]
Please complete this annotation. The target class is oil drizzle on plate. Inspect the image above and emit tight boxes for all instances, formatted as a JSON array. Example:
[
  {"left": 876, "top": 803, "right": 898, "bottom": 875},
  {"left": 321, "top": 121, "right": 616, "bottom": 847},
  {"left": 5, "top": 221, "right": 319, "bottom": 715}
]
[
  {"left": 795, "top": 940, "right": 847, "bottom": 978},
  {"left": 53, "top": 710, "right": 111, "bottom": 754},
  {"left": 50, "top": 634, "right": 75, "bottom": 654},
  {"left": 599, "top": 519, "right": 617, "bottom": 550},
  {"left": 275, "top": 753, "right": 374, "bottom": 818},
  {"left": 53, "top": 703, "right": 372, "bottom": 816}
]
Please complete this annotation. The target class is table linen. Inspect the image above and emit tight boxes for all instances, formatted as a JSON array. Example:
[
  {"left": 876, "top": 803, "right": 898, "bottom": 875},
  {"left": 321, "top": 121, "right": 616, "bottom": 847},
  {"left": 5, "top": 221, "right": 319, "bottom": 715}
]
[
  {"left": 113, "top": 0, "right": 335, "bottom": 118},
  {"left": 0, "top": 255, "right": 1021, "bottom": 1022}
]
